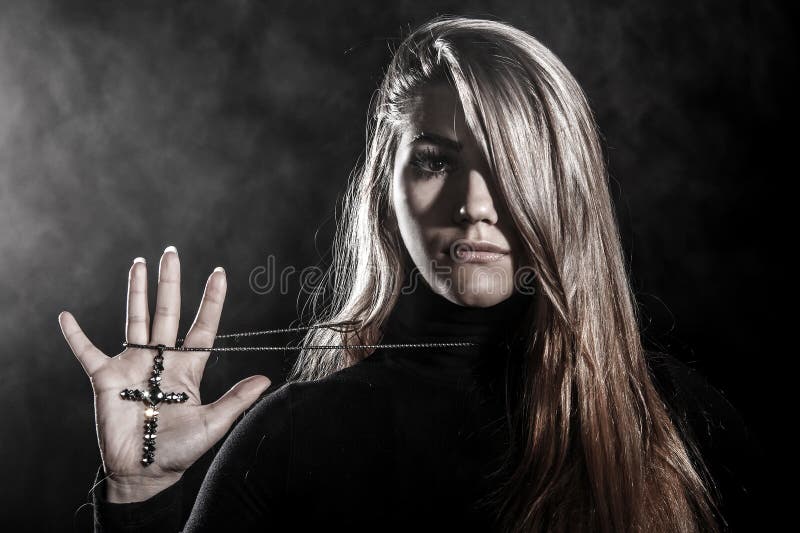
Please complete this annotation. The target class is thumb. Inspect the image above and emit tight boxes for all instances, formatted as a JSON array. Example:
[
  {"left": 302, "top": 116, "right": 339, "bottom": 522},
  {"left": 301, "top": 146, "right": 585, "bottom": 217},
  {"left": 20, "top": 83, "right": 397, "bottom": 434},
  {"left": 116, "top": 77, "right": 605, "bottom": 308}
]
[{"left": 204, "top": 375, "right": 272, "bottom": 441}]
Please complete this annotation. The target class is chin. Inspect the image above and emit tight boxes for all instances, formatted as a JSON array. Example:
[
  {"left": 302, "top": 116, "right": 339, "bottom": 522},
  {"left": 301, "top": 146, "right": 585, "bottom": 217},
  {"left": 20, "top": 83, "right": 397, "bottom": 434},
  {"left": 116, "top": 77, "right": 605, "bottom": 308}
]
[{"left": 443, "top": 270, "right": 516, "bottom": 308}]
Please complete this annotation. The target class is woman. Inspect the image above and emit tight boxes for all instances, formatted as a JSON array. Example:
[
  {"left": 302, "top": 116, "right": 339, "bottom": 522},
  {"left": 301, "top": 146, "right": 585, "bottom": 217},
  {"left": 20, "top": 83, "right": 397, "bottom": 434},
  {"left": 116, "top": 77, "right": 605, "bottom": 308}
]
[{"left": 59, "top": 15, "right": 758, "bottom": 532}]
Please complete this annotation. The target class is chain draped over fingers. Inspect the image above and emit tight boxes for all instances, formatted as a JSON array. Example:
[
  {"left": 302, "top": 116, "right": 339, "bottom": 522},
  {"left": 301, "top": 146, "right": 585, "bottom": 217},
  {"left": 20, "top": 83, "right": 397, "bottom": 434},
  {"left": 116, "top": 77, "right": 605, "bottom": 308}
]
[{"left": 182, "top": 266, "right": 227, "bottom": 369}]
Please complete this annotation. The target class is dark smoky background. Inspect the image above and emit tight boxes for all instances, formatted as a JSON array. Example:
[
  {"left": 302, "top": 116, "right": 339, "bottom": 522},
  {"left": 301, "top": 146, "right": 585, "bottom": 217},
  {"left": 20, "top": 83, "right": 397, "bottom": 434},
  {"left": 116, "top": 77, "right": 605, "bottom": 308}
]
[{"left": 0, "top": 0, "right": 790, "bottom": 529}]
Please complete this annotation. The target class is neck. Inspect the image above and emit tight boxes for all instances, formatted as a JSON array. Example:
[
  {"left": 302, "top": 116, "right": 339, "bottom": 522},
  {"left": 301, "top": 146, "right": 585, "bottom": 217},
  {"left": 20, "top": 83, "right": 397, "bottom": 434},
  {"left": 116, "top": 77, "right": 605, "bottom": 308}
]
[{"left": 376, "top": 277, "right": 535, "bottom": 383}]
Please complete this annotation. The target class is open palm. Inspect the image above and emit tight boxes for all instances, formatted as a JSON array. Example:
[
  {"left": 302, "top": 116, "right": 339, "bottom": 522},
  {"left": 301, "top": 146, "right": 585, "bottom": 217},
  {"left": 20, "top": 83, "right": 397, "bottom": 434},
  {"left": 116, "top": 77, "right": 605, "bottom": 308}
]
[{"left": 58, "top": 247, "right": 271, "bottom": 502}]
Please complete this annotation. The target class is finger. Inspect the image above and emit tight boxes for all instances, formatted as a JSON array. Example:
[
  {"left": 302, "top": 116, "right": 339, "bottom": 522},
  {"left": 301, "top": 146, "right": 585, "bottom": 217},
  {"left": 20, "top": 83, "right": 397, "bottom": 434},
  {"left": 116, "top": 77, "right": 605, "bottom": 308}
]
[
  {"left": 126, "top": 257, "right": 150, "bottom": 345},
  {"left": 182, "top": 267, "right": 227, "bottom": 367},
  {"left": 203, "top": 376, "right": 272, "bottom": 442},
  {"left": 150, "top": 246, "right": 181, "bottom": 347},
  {"left": 58, "top": 311, "right": 108, "bottom": 376}
]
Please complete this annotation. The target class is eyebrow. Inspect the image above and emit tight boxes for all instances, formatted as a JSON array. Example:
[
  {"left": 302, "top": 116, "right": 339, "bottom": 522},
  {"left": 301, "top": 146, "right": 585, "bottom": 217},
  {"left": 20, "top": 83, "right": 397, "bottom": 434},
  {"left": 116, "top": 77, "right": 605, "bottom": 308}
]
[{"left": 408, "top": 132, "right": 463, "bottom": 152}]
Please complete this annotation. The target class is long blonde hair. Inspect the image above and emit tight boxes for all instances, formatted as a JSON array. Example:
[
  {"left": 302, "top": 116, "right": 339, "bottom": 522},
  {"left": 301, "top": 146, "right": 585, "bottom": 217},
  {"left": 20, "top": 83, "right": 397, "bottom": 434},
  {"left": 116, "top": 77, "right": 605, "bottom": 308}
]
[{"left": 289, "top": 15, "right": 721, "bottom": 532}]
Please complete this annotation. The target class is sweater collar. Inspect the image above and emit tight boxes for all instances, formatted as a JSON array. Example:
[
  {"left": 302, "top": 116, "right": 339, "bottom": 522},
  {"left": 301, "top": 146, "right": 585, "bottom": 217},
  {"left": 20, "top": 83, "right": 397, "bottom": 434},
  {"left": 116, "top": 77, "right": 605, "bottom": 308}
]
[{"left": 377, "top": 278, "right": 535, "bottom": 382}]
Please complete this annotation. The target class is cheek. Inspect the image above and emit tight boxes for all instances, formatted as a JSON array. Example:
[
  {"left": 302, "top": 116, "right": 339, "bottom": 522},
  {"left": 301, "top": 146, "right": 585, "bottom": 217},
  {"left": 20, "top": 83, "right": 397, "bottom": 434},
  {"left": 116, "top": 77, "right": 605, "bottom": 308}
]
[
  {"left": 393, "top": 171, "right": 446, "bottom": 221},
  {"left": 391, "top": 171, "right": 446, "bottom": 256}
]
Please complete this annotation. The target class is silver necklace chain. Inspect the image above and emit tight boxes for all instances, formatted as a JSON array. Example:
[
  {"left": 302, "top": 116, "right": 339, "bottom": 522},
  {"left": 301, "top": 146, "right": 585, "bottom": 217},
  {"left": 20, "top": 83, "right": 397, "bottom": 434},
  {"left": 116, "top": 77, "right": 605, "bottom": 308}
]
[
  {"left": 120, "top": 323, "right": 481, "bottom": 468},
  {"left": 121, "top": 319, "right": 481, "bottom": 352}
]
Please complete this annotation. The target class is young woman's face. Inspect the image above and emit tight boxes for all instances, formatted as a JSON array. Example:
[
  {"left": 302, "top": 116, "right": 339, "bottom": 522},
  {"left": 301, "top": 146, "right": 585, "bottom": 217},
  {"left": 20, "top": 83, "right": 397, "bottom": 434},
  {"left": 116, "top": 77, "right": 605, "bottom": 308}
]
[{"left": 391, "top": 83, "right": 525, "bottom": 307}]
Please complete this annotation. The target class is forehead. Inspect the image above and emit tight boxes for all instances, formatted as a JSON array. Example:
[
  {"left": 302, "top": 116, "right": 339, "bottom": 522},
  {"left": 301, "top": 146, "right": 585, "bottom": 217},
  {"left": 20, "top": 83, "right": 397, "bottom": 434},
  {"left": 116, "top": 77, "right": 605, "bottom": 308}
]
[{"left": 401, "top": 83, "right": 470, "bottom": 142}]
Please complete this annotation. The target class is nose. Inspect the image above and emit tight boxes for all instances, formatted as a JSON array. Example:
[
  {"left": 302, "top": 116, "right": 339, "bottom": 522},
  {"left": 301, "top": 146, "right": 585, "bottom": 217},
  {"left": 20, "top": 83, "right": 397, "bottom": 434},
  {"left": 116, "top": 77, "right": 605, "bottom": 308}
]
[{"left": 452, "top": 169, "right": 499, "bottom": 226}]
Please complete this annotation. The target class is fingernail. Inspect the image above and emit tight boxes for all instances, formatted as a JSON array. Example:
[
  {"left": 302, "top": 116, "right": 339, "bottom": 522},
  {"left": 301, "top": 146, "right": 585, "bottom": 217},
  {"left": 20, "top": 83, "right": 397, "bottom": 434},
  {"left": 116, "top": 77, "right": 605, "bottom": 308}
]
[
  {"left": 164, "top": 245, "right": 178, "bottom": 255},
  {"left": 133, "top": 257, "right": 146, "bottom": 264},
  {"left": 213, "top": 266, "right": 225, "bottom": 274}
]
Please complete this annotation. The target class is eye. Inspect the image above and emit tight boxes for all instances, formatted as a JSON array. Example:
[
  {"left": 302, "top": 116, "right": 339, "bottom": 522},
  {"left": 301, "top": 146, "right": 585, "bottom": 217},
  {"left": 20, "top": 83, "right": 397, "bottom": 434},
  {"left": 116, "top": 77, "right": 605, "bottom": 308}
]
[{"left": 409, "top": 147, "right": 457, "bottom": 178}]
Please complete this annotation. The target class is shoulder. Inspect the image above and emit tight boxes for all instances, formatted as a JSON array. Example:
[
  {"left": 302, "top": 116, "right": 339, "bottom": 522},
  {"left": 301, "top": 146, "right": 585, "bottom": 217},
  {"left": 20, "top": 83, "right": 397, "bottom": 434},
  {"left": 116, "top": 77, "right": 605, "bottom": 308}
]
[
  {"left": 294, "top": 355, "right": 395, "bottom": 416},
  {"left": 250, "top": 357, "right": 398, "bottom": 479},
  {"left": 247, "top": 353, "right": 395, "bottom": 426},
  {"left": 208, "top": 357, "right": 395, "bottom": 476},
  {"left": 646, "top": 351, "right": 729, "bottom": 419},
  {"left": 644, "top": 351, "right": 767, "bottom": 525},
  {"left": 645, "top": 351, "right": 751, "bottom": 445}
]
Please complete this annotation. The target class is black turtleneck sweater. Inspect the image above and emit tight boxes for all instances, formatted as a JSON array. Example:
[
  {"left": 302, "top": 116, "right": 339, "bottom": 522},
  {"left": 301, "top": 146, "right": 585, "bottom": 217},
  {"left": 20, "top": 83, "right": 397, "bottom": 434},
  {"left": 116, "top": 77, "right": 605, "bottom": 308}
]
[{"left": 91, "top": 283, "right": 764, "bottom": 532}]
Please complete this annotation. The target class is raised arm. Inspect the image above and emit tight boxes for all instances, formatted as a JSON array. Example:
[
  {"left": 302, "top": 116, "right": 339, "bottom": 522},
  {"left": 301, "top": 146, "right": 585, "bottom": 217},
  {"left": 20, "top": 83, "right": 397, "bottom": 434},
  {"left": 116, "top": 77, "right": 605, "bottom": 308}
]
[{"left": 58, "top": 246, "right": 273, "bottom": 531}]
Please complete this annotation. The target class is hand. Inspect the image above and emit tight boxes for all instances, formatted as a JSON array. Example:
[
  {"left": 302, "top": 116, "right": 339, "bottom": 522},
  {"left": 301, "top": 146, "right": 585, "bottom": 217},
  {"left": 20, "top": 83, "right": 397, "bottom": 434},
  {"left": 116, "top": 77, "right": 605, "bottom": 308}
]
[{"left": 58, "top": 246, "right": 272, "bottom": 503}]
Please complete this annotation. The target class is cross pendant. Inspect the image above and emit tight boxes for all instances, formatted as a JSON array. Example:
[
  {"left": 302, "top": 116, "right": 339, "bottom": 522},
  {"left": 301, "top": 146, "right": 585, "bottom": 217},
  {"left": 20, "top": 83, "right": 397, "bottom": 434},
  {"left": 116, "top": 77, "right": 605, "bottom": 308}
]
[{"left": 119, "top": 344, "right": 189, "bottom": 466}]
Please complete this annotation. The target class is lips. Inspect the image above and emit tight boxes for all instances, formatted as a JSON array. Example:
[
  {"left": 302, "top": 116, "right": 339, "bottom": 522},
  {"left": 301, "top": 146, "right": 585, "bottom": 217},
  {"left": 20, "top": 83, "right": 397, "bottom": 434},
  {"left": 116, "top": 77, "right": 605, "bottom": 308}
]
[{"left": 445, "top": 239, "right": 510, "bottom": 263}]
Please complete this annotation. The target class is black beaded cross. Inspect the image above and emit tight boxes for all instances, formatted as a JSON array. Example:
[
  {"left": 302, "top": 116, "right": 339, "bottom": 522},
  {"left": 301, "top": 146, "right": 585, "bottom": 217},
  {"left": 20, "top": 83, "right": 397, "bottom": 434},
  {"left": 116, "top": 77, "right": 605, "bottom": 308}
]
[{"left": 119, "top": 344, "right": 189, "bottom": 466}]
